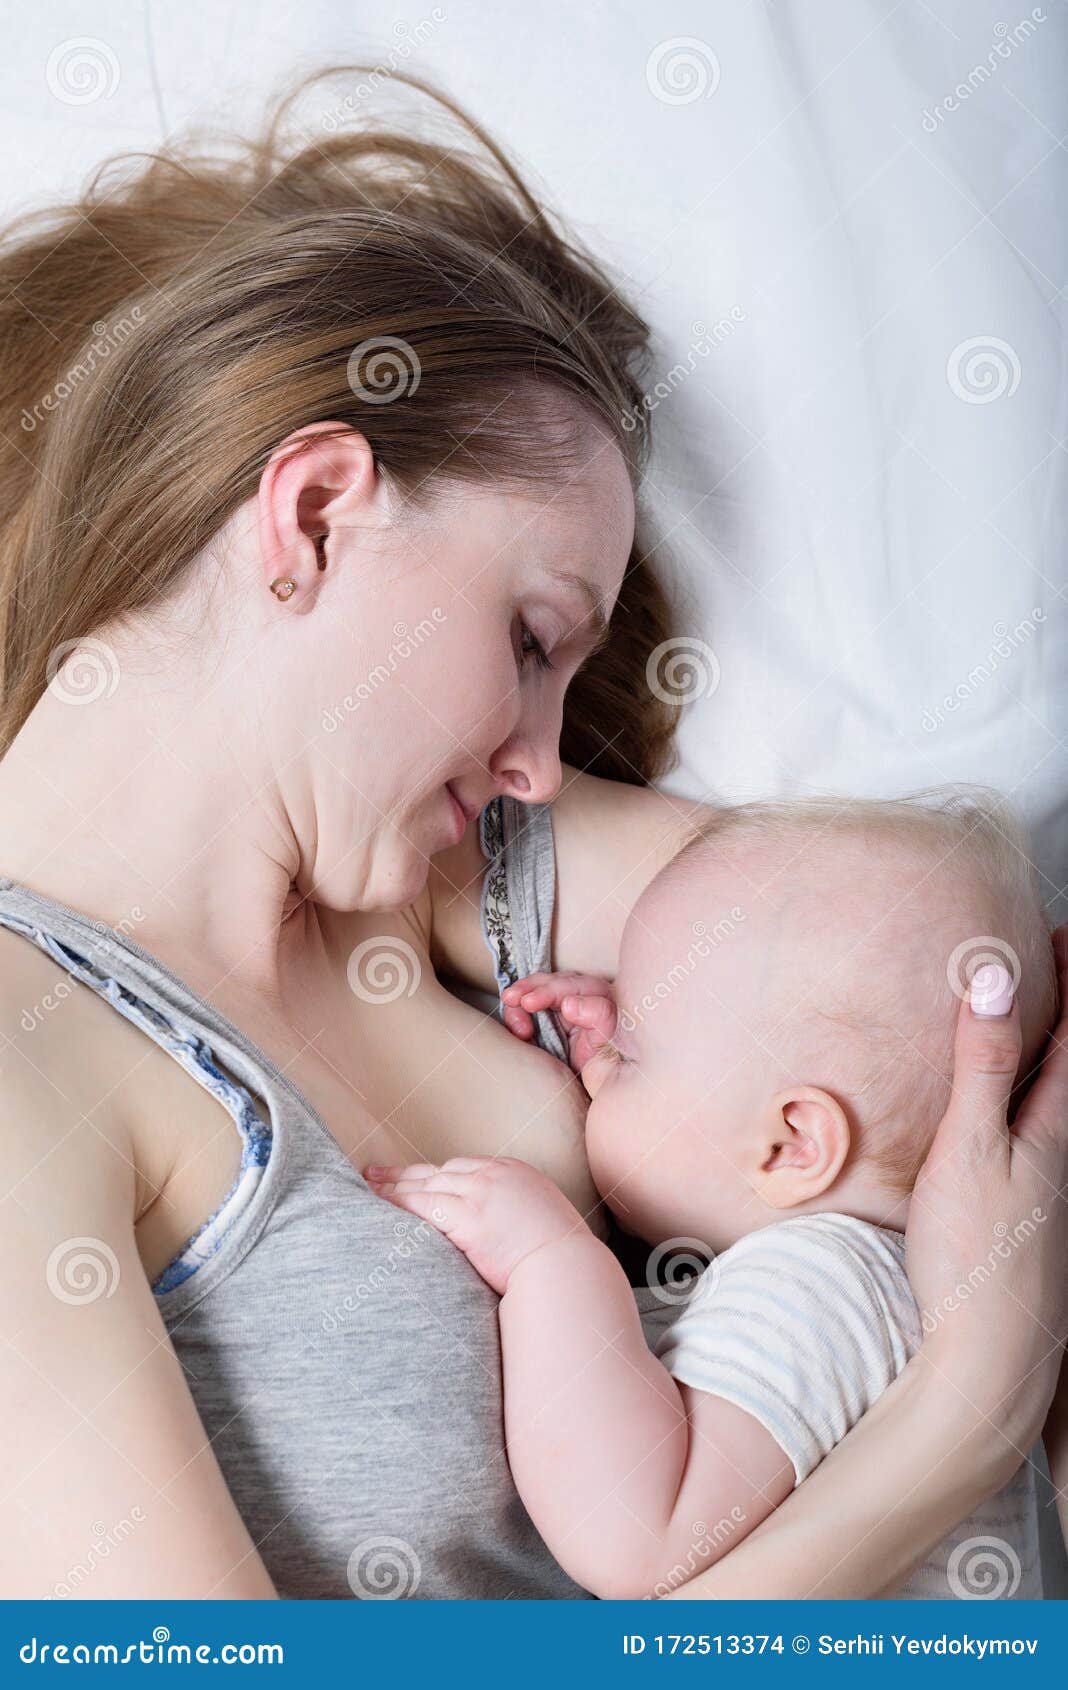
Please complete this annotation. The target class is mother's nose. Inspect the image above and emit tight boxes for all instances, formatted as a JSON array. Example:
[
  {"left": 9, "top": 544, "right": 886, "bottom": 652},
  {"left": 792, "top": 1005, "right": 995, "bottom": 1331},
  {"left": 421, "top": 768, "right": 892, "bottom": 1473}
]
[{"left": 489, "top": 727, "right": 563, "bottom": 806}]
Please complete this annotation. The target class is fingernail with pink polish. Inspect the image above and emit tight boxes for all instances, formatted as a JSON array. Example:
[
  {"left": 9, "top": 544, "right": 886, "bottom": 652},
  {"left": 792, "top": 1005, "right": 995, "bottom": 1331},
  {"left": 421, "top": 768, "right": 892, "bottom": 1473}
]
[{"left": 971, "top": 962, "right": 1015, "bottom": 1017}]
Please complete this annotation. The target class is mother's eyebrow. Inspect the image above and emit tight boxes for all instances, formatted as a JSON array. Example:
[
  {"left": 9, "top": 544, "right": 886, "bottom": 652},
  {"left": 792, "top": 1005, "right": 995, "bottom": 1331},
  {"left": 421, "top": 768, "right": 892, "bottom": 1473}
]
[{"left": 543, "top": 565, "right": 612, "bottom": 649}]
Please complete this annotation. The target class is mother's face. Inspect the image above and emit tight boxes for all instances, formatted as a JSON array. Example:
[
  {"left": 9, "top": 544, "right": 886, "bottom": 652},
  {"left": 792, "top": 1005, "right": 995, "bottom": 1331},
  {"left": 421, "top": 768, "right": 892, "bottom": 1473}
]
[{"left": 294, "top": 434, "right": 634, "bottom": 911}]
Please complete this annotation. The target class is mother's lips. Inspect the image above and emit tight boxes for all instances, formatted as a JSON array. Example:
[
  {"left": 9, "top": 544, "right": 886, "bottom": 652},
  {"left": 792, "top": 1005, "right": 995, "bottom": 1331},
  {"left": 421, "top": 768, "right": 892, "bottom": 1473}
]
[{"left": 445, "top": 782, "right": 482, "bottom": 823}]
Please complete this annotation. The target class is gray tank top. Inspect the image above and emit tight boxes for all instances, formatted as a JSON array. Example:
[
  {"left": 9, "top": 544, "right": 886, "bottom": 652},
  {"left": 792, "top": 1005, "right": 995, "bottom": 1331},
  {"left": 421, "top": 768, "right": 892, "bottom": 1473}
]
[{"left": 0, "top": 797, "right": 589, "bottom": 1600}]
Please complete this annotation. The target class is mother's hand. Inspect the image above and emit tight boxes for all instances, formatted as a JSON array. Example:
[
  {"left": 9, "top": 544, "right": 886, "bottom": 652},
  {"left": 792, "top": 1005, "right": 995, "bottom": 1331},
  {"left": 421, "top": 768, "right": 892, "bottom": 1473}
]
[{"left": 905, "top": 932, "right": 1068, "bottom": 1471}]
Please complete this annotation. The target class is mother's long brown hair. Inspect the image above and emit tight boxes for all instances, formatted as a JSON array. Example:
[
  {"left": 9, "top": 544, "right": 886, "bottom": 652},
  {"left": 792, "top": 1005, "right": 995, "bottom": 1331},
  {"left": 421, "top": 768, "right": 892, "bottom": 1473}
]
[{"left": 0, "top": 67, "right": 678, "bottom": 778}]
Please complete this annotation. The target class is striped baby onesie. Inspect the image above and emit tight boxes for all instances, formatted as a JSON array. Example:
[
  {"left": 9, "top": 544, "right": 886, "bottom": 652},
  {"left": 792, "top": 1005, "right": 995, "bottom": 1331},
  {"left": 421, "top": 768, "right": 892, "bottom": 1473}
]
[{"left": 654, "top": 1213, "right": 1042, "bottom": 1599}]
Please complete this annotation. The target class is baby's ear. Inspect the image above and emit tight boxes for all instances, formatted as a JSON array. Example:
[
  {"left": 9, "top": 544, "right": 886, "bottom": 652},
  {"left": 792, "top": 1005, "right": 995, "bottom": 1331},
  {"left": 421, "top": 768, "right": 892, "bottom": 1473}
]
[{"left": 752, "top": 1086, "right": 851, "bottom": 1209}]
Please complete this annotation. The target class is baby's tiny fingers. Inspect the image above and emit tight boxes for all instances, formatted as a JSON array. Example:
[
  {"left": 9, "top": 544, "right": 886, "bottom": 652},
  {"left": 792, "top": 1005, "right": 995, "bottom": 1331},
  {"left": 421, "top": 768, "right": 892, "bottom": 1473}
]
[
  {"left": 502, "top": 1003, "right": 535, "bottom": 1040},
  {"left": 562, "top": 993, "right": 615, "bottom": 1031},
  {"left": 376, "top": 1166, "right": 483, "bottom": 1199},
  {"left": 502, "top": 972, "right": 556, "bottom": 1001},
  {"left": 366, "top": 1171, "right": 440, "bottom": 1196},
  {"left": 384, "top": 1187, "right": 464, "bottom": 1234},
  {"left": 511, "top": 985, "right": 560, "bottom": 1012},
  {"left": 365, "top": 1161, "right": 439, "bottom": 1183}
]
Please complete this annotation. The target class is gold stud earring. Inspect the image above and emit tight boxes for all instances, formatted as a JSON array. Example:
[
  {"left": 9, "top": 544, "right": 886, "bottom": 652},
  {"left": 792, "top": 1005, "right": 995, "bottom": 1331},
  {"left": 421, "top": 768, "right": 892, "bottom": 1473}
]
[{"left": 269, "top": 577, "right": 297, "bottom": 602}]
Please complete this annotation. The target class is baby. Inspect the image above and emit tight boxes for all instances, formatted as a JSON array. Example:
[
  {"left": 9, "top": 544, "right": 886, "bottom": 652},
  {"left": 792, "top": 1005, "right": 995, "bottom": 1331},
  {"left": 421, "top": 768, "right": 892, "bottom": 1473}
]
[{"left": 367, "top": 792, "right": 1059, "bottom": 1600}]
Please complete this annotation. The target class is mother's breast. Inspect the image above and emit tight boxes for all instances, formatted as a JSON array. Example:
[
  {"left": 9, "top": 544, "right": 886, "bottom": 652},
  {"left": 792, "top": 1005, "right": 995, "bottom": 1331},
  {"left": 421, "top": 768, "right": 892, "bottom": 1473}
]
[{"left": 315, "top": 906, "right": 603, "bottom": 1220}]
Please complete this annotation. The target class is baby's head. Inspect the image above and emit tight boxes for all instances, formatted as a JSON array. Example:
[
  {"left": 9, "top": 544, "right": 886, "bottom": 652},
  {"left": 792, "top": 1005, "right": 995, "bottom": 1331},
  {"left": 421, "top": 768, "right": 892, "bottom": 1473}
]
[{"left": 582, "top": 790, "right": 1057, "bottom": 1252}]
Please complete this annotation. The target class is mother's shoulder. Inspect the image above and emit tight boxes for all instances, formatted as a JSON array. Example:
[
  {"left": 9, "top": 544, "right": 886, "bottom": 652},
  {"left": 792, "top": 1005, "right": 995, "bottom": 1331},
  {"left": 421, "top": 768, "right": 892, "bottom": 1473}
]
[{"left": 0, "top": 923, "right": 146, "bottom": 1191}]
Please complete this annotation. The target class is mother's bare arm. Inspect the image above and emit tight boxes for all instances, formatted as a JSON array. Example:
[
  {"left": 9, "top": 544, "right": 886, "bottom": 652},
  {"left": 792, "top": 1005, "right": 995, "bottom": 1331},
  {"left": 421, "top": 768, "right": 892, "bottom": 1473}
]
[
  {"left": 0, "top": 1067, "right": 277, "bottom": 1598},
  {"left": 550, "top": 767, "right": 714, "bottom": 976},
  {"left": 428, "top": 766, "right": 712, "bottom": 987}
]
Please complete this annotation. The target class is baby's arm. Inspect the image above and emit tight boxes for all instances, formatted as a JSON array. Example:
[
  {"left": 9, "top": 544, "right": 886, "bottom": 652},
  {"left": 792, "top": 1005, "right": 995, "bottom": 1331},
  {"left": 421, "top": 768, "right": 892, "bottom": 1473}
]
[
  {"left": 502, "top": 1228, "right": 793, "bottom": 1598},
  {"left": 366, "top": 1156, "right": 793, "bottom": 1599}
]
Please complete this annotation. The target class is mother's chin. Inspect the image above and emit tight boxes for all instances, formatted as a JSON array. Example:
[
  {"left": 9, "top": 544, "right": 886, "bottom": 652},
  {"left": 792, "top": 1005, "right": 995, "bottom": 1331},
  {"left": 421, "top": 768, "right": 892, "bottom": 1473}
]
[{"left": 314, "top": 796, "right": 479, "bottom": 916}]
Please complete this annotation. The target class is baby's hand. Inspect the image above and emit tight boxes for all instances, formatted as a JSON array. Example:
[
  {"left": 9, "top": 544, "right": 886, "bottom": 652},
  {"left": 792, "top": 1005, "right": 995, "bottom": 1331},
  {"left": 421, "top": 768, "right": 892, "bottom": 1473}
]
[
  {"left": 501, "top": 971, "right": 616, "bottom": 1075},
  {"left": 364, "top": 1156, "right": 586, "bottom": 1295}
]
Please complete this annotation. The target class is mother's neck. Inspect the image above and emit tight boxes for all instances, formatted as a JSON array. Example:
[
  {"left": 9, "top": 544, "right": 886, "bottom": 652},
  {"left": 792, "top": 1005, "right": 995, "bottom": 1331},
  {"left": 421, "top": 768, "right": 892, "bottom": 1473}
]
[{"left": 0, "top": 617, "right": 307, "bottom": 1010}]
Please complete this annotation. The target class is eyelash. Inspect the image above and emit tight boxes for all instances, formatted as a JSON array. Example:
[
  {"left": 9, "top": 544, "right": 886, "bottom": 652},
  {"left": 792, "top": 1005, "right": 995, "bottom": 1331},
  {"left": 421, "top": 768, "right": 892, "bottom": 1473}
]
[
  {"left": 519, "top": 623, "right": 555, "bottom": 672},
  {"left": 599, "top": 1038, "right": 631, "bottom": 1067}
]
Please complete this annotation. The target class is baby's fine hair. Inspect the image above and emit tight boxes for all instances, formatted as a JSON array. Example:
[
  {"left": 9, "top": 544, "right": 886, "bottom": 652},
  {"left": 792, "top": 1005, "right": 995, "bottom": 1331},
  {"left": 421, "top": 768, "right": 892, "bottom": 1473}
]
[{"left": 673, "top": 786, "right": 1057, "bottom": 1191}]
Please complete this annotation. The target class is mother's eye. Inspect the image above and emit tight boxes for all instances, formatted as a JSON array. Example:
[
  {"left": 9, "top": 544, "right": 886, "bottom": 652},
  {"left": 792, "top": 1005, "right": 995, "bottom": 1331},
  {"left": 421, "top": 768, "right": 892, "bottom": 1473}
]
[{"left": 518, "top": 623, "right": 555, "bottom": 671}]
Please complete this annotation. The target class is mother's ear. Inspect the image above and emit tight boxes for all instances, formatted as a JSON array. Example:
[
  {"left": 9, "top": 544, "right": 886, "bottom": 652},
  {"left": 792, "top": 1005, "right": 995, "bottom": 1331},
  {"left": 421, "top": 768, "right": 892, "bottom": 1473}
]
[
  {"left": 751, "top": 1085, "right": 851, "bottom": 1209},
  {"left": 257, "top": 422, "right": 379, "bottom": 611}
]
